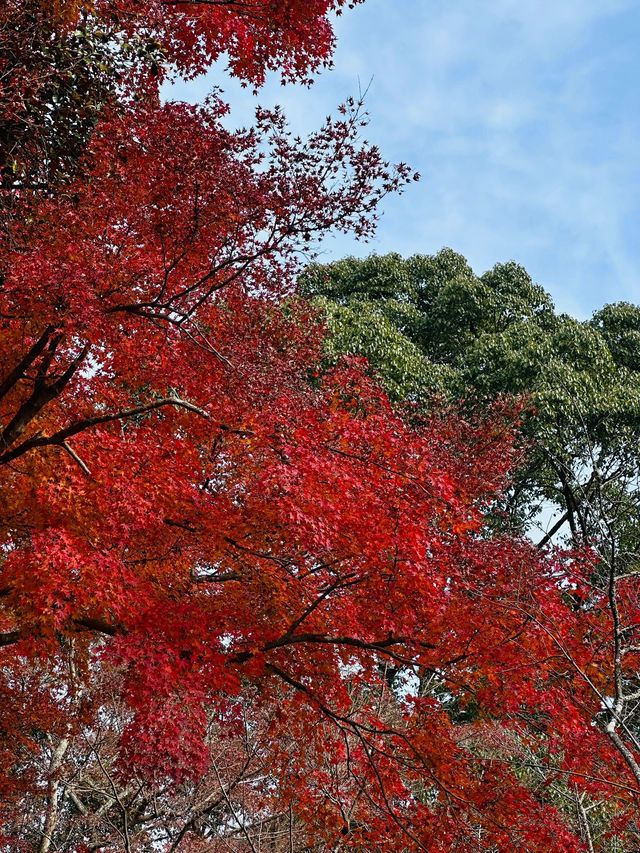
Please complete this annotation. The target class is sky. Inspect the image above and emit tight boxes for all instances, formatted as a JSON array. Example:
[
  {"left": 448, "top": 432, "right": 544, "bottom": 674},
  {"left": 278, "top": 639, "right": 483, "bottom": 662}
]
[{"left": 167, "top": 0, "right": 640, "bottom": 318}]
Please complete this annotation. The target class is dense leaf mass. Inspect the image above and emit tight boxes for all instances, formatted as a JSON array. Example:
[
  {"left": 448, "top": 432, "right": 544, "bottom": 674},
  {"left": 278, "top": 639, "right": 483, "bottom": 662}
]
[{"left": 1, "top": 3, "right": 640, "bottom": 852}]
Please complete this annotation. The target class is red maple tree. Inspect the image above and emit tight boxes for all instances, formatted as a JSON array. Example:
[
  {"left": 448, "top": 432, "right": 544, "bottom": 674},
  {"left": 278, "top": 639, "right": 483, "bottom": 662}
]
[{"left": 1, "top": 2, "right": 639, "bottom": 851}]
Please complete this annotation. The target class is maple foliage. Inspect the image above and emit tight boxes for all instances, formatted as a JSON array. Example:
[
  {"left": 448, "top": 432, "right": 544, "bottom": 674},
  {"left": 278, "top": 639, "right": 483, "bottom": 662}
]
[
  {"left": 0, "top": 0, "right": 362, "bottom": 192},
  {"left": 1, "top": 2, "right": 640, "bottom": 852},
  {"left": 119, "top": 0, "right": 365, "bottom": 84}
]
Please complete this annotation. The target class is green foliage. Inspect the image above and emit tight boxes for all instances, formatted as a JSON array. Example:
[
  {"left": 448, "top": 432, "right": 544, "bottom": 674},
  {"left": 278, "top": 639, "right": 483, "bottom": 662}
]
[
  {"left": 314, "top": 295, "right": 454, "bottom": 401},
  {"left": 591, "top": 301, "right": 640, "bottom": 371},
  {"left": 301, "top": 250, "right": 640, "bottom": 540}
]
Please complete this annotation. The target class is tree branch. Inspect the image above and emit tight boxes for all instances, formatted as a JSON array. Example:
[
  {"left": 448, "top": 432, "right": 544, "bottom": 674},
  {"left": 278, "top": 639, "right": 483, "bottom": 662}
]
[{"left": 0, "top": 397, "right": 210, "bottom": 465}]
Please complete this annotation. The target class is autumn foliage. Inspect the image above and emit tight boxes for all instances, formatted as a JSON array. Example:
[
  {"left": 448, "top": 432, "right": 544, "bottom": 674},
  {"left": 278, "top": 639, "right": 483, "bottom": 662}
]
[{"left": 1, "top": 1, "right": 640, "bottom": 851}]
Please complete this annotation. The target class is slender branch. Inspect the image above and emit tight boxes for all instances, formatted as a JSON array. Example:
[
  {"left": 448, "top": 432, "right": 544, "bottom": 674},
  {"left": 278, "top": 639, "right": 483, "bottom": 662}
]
[
  {"left": 38, "top": 736, "right": 70, "bottom": 853},
  {"left": 0, "top": 396, "right": 209, "bottom": 465},
  {"left": 61, "top": 440, "right": 91, "bottom": 475},
  {"left": 280, "top": 574, "right": 360, "bottom": 639},
  {"left": 536, "top": 510, "right": 569, "bottom": 549}
]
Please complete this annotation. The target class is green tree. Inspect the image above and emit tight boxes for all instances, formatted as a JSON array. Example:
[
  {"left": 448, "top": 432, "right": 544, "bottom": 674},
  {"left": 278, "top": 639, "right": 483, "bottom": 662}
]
[{"left": 300, "top": 250, "right": 640, "bottom": 543}]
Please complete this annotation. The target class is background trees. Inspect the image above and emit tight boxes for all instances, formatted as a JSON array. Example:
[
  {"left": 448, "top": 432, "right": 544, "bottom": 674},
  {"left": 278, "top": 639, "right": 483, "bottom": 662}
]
[{"left": 301, "top": 251, "right": 640, "bottom": 542}]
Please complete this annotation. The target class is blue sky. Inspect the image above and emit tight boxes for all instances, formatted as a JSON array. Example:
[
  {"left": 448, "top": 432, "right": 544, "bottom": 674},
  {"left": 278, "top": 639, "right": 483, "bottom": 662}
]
[{"left": 167, "top": 0, "right": 640, "bottom": 318}]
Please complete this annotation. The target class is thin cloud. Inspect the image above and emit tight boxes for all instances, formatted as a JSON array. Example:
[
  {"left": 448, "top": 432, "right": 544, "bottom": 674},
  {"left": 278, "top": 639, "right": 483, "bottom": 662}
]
[{"left": 165, "top": 0, "right": 640, "bottom": 316}]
